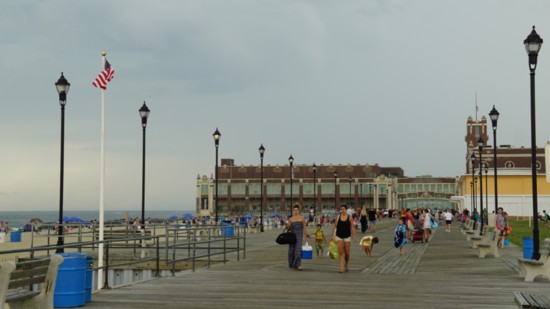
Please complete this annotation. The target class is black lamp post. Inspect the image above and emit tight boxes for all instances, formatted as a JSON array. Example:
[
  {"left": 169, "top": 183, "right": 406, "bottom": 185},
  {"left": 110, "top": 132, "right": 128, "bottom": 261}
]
[
  {"left": 259, "top": 144, "right": 265, "bottom": 232},
  {"left": 139, "top": 102, "right": 150, "bottom": 232},
  {"left": 470, "top": 153, "right": 476, "bottom": 216},
  {"left": 369, "top": 184, "right": 372, "bottom": 208},
  {"left": 525, "top": 26, "right": 543, "bottom": 260},
  {"left": 334, "top": 171, "right": 338, "bottom": 209},
  {"left": 213, "top": 128, "right": 221, "bottom": 223},
  {"left": 55, "top": 73, "right": 70, "bottom": 253},
  {"left": 360, "top": 183, "right": 363, "bottom": 208},
  {"left": 289, "top": 155, "right": 294, "bottom": 211},
  {"left": 470, "top": 181, "right": 475, "bottom": 213},
  {"left": 348, "top": 176, "right": 352, "bottom": 207},
  {"left": 485, "top": 165, "right": 488, "bottom": 224},
  {"left": 312, "top": 163, "right": 317, "bottom": 217},
  {"left": 478, "top": 138, "right": 484, "bottom": 235},
  {"left": 489, "top": 105, "right": 500, "bottom": 214}
]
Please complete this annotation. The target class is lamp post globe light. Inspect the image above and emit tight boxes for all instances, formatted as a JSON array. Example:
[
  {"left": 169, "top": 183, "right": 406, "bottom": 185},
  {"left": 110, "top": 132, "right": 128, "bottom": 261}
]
[
  {"left": 477, "top": 138, "right": 484, "bottom": 235},
  {"left": 288, "top": 155, "right": 294, "bottom": 213},
  {"left": 259, "top": 144, "right": 265, "bottom": 232},
  {"left": 312, "top": 163, "right": 317, "bottom": 217},
  {"left": 55, "top": 73, "right": 70, "bottom": 253},
  {"left": 489, "top": 105, "right": 500, "bottom": 214},
  {"left": 524, "top": 26, "right": 543, "bottom": 260},
  {"left": 139, "top": 102, "right": 150, "bottom": 232},
  {"left": 213, "top": 128, "right": 221, "bottom": 223}
]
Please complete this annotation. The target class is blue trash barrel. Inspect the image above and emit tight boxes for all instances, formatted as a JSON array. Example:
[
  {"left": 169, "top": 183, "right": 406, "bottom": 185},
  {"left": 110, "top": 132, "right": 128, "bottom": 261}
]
[
  {"left": 54, "top": 252, "right": 86, "bottom": 308},
  {"left": 10, "top": 230, "right": 21, "bottom": 242},
  {"left": 221, "top": 220, "right": 234, "bottom": 236},
  {"left": 85, "top": 256, "right": 93, "bottom": 303},
  {"left": 523, "top": 237, "right": 534, "bottom": 259}
]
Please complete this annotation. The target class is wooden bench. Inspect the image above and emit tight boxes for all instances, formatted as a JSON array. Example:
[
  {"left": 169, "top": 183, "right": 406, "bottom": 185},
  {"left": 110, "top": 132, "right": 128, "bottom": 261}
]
[
  {"left": 1, "top": 255, "right": 64, "bottom": 309},
  {"left": 478, "top": 231, "right": 500, "bottom": 258},
  {"left": 518, "top": 238, "right": 550, "bottom": 282},
  {"left": 470, "top": 226, "right": 493, "bottom": 248},
  {"left": 514, "top": 291, "right": 550, "bottom": 309}
]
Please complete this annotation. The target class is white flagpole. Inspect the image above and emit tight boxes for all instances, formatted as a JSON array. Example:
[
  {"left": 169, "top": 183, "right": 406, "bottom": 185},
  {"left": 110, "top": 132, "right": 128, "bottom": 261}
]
[{"left": 97, "top": 50, "right": 106, "bottom": 290}]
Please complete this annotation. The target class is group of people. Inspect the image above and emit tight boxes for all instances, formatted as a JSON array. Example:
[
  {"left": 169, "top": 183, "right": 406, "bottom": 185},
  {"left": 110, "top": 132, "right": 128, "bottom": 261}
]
[{"left": 286, "top": 203, "right": 381, "bottom": 273}]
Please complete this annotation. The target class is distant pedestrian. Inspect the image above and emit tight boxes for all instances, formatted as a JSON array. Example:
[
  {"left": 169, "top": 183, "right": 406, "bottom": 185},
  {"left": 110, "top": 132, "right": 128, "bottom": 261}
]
[
  {"left": 496, "top": 207, "right": 508, "bottom": 248},
  {"left": 444, "top": 209, "right": 453, "bottom": 232},
  {"left": 359, "top": 206, "right": 368, "bottom": 233},
  {"left": 394, "top": 218, "right": 407, "bottom": 255},
  {"left": 331, "top": 204, "right": 357, "bottom": 273},
  {"left": 367, "top": 208, "right": 377, "bottom": 233},
  {"left": 422, "top": 209, "right": 432, "bottom": 242},
  {"left": 287, "top": 204, "right": 309, "bottom": 270}
]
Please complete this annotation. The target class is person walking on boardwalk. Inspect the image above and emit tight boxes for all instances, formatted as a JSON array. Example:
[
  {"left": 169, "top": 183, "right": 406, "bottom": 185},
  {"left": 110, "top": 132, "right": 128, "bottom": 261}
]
[
  {"left": 444, "top": 209, "right": 453, "bottom": 232},
  {"left": 394, "top": 218, "right": 407, "bottom": 255},
  {"left": 313, "top": 224, "right": 326, "bottom": 256},
  {"left": 422, "top": 209, "right": 432, "bottom": 242},
  {"left": 287, "top": 204, "right": 309, "bottom": 270},
  {"left": 331, "top": 204, "right": 357, "bottom": 273},
  {"left": 495, "top": 207, "right": 508, "bottom": 248},
  {"left": 367, "top": 208, "right": 377, "bottom": 233},
  {"left": 359, "top": 206, "right": 368, "bottom": 234}
]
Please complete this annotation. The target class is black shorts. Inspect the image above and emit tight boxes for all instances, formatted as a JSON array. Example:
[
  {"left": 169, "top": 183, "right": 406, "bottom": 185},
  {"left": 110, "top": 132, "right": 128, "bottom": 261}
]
[{"left": 446, "top": 220, "right": 452, "bottom": 224}]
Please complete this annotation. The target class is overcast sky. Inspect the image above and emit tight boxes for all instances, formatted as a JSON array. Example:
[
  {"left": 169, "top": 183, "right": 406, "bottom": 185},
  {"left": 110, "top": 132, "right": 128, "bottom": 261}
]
[{"left": 2, "top": 0, "right": 550, "bottom": 212}]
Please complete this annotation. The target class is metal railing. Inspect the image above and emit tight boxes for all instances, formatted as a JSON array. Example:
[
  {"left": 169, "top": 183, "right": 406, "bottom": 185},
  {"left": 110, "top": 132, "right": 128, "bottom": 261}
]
[{"left": 0, "top": 222, "right": 247, "bottom": 289}]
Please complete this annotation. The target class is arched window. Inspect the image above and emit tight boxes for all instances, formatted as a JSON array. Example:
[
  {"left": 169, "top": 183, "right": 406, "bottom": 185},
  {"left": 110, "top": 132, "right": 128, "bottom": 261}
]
[
  {"left": 536, "top": 161, "right": 542, "bottom": 170},
  {"left": 504, "top": 161, "right": 515, "bottom": 168}
]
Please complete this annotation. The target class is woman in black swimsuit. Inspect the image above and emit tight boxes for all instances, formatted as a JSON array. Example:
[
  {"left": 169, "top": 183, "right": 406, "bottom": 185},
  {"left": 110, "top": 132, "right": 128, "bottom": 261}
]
[{"left": 330, "top": 205, "right": 357, "bottom": 273}]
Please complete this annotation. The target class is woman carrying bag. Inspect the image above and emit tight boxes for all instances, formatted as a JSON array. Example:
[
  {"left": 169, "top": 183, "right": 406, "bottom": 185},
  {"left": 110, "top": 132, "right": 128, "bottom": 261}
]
[
  {"left": 331, "top": 205, "right": 357, "bottom": 273},
  {"left": 287, "top": 204, "right": 309, "bottom": 270}
]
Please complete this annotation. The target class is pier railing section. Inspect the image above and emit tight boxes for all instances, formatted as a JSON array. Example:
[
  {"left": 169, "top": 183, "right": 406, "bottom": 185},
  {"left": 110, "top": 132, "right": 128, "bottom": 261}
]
[{"left": 0, "top": 222, "right": 247, "bottom": 290}]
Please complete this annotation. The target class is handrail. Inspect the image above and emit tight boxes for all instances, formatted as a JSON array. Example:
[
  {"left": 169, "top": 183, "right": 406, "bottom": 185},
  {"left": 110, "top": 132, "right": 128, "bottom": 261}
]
[{"left": 0, "top": 222, "right": 247, "bottom": 289}]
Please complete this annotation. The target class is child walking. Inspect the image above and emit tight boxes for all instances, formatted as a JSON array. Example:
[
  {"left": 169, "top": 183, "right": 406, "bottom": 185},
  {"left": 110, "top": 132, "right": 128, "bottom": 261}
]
[
  {"left": 394, "top": 218, "right": 407, "bottom": 255},
  {"left": 313, "top": 224, "right": 326, "bottom": 256}
]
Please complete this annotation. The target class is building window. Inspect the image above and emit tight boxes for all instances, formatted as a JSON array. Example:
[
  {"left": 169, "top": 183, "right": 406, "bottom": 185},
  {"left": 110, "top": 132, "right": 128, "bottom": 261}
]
[
  {"left": 231, "top": 183, "right": 246, "bottom": 195},
  {"left": 267, "top": 183, "right": 281, "bottom": 194},
  {"left": 504, "top": 161, "right": 515, "bottom": 168},
  {"left": 321, "top": 183, "right": 334, "bottom": 194},
  {"left": 249, "top": 183, "right": 261, "bottom": 195},
  {"left": 536, "top": 161, "right": 542, "bottom": 170}
]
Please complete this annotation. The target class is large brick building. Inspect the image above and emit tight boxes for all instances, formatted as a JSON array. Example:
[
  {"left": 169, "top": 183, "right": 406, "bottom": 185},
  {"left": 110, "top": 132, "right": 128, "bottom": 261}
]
[
  {"left": 457, "top": 115, "right": 550, "bottom": 217},
  {"left": 196, "top": 159, "right": 457, "bottom": 217}
]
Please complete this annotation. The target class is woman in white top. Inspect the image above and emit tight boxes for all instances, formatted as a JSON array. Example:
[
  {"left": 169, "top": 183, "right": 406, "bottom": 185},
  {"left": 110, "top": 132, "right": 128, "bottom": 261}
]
[
  {"left": 444, "top": 210, "right": 453, "bottom": 232},
  {"left": 422, "top": 209, "right": 432, "bottom": 242}
]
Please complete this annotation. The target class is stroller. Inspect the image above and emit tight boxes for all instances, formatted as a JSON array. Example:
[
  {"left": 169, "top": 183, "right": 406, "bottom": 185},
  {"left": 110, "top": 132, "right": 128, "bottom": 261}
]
[
  {"left": 411, "top": 219, "right": 424, "bottom": 243},
  {"left": 412, "top": 228, "right": 424, "bottom": 243}
]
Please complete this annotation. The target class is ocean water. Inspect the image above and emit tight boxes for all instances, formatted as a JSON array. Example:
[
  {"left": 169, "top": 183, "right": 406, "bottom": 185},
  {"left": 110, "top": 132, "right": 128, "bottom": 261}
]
[{"left": 0, "top": 210, "right": 195, "bottom": 230}]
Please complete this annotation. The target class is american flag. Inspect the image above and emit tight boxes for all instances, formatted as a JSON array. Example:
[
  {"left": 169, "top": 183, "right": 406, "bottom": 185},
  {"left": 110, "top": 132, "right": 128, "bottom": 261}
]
[{"left": 92, "top": 59, "right": 114, "bottom": 89}]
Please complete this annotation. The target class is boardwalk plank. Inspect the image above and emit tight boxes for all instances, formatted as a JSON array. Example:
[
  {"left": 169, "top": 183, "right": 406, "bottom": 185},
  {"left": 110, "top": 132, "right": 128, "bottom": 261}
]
[{"left": 86, "top": 219, "right": 545, "bottom": 309}]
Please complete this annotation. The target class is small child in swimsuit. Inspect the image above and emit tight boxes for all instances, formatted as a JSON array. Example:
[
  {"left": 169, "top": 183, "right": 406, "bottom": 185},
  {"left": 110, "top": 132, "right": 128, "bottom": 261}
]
[
  {"left": 359, "top": 235, "right": 379, "bottom": 257},
  {"left": 312, "top": 224, "right": 326, "bottom": 256}
]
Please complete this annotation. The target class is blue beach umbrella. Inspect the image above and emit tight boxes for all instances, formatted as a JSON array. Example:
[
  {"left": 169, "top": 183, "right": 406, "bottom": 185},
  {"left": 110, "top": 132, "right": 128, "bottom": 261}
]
[
  {"left": 244, "top": 213, "right": 254, "bottom": 218},
  {"left": 182, "top": 213, "right": 193, "bottom": 219},
  {"left": 167, "top": 215, "right": 178, "bottom": 220}
]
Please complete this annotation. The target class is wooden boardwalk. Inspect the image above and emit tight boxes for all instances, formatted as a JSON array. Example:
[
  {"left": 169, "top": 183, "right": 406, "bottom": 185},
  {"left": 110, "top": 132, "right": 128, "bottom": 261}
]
[{"left": 85, "top": 220, "right": 549, "bottom": 308}]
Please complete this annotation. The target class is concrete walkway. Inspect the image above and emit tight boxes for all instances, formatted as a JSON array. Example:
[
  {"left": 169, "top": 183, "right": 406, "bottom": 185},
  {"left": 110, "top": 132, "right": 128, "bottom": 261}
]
[{"left": 85, "top": 219, "right": 548, "bottom": 308}]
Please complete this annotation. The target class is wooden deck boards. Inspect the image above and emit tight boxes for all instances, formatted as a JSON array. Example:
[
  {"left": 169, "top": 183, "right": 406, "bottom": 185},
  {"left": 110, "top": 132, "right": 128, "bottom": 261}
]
[{"left": 85, "top": 220, "right": 549, "bottom": 309}]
